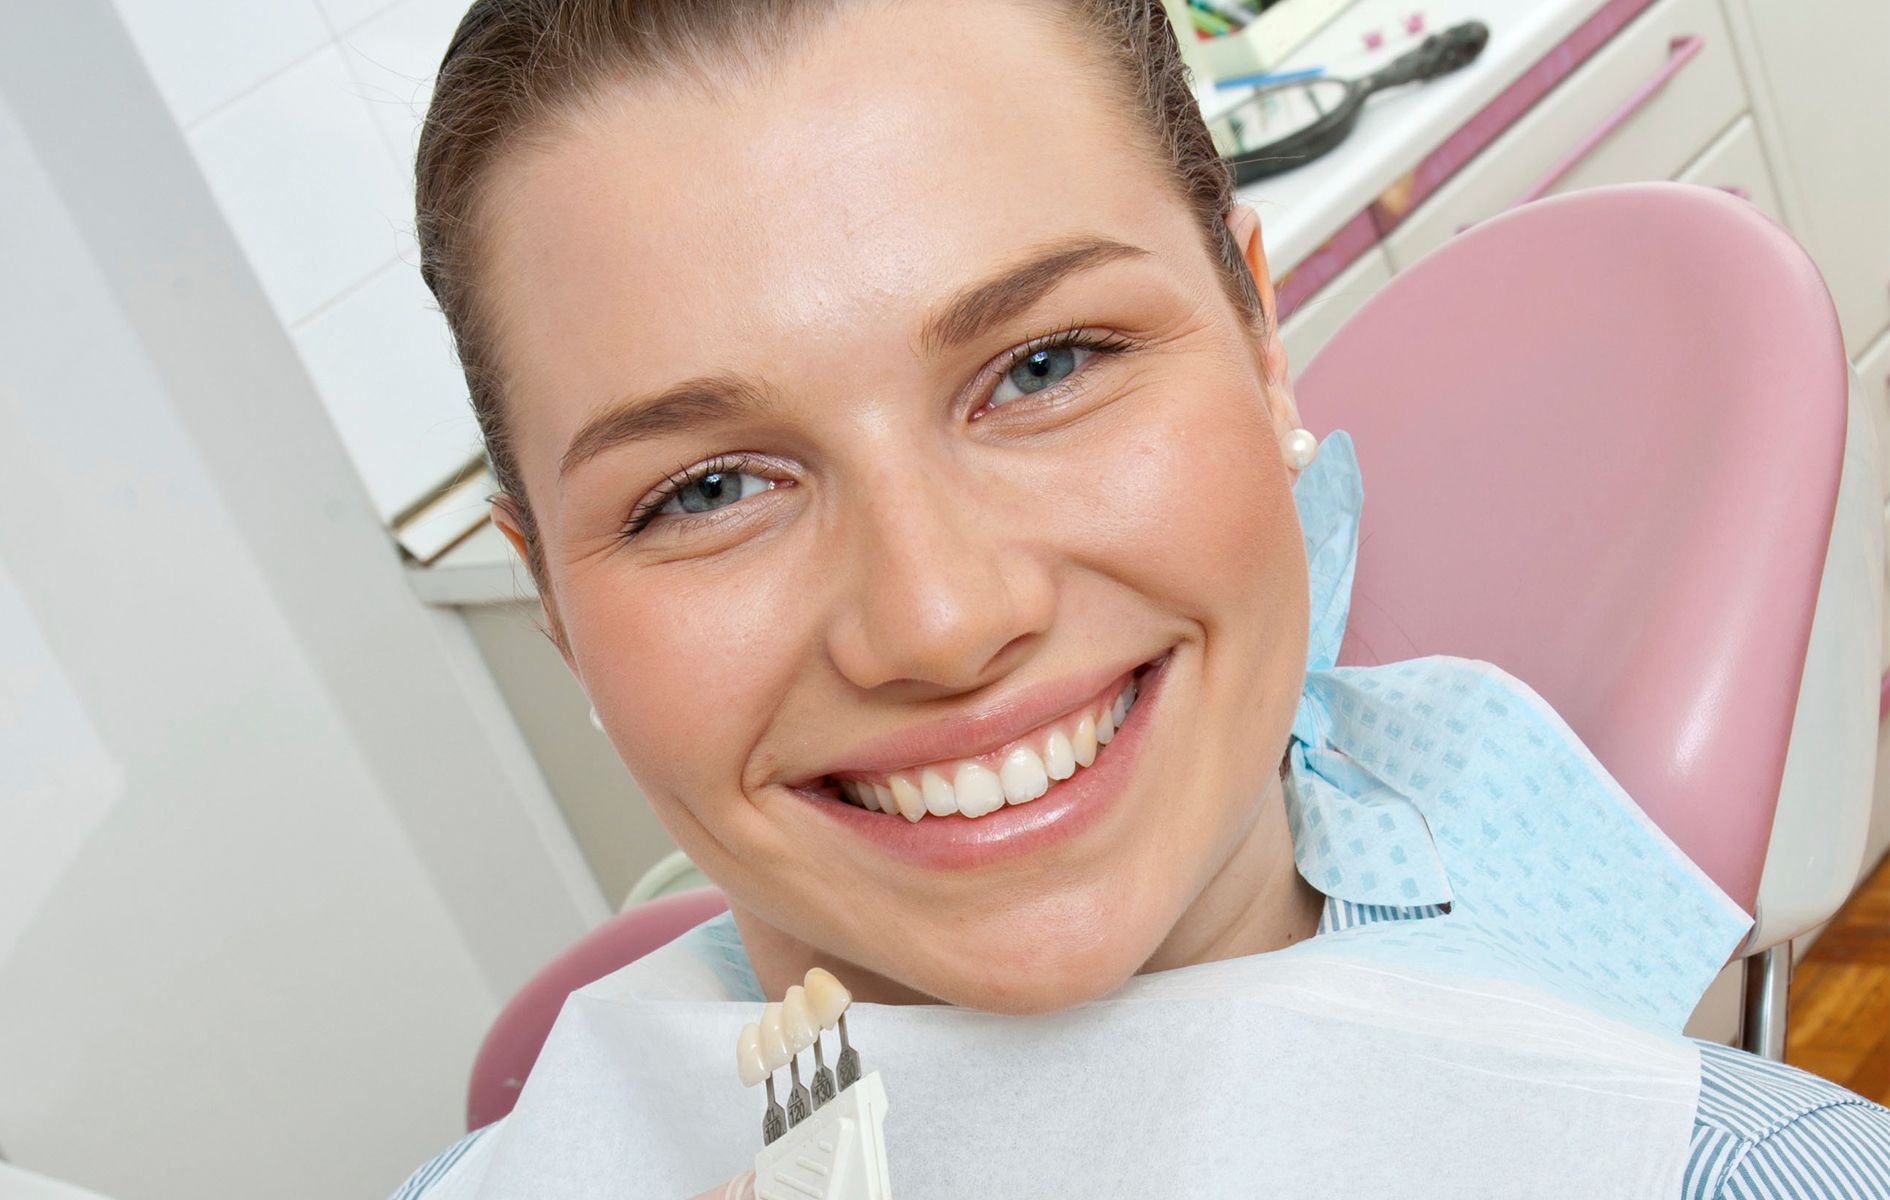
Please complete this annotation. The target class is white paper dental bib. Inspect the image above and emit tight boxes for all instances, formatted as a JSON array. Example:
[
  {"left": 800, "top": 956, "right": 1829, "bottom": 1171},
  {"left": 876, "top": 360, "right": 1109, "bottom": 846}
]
[
  {"left": 463, "top": 943, "right": 1702, "bottom": 1199},
  {"left": 443, "top": 432, "right": 1750, "bottom": 1198}
]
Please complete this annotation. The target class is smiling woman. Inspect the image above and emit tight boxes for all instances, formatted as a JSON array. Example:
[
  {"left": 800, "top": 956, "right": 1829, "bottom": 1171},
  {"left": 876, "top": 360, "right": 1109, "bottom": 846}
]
[
  {"left": 418, "top": 0, "right": 1323, "bottom": 1025},
  {"left": 391, "top": 2, "right": 1890, "bottom": 1198}
]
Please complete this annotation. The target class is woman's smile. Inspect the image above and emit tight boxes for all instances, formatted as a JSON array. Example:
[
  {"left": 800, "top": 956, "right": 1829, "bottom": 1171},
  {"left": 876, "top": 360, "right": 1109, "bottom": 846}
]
[{"left": 785, "top": 653, "right": 1171, "bottom": 869}]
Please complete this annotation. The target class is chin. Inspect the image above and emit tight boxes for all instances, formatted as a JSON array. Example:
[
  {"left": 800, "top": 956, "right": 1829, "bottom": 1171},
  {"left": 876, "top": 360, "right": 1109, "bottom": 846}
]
[{"left": 912, "top": 904, "right": 1165, "bottom": 1015}]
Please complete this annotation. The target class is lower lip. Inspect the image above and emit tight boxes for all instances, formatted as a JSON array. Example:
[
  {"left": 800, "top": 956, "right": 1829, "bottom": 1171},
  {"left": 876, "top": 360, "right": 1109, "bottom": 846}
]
[{"left": 793, "top": 655, "right": 1172, "bottom": 869}]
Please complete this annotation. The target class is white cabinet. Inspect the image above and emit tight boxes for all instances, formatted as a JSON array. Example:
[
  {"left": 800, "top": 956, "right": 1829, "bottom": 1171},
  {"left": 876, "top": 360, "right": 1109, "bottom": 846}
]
[
  {"left": 1854, "top": 327, "right": 1890, "bottom": 674},
  {"left": 1280, "top": 246, "right": 1396, "bottom": 376},
  {"left": 1385, "top": 0, "right": 1746, "bottom": 269},
  {"left": 1722, "top": 0, "right": 1890, "bottom": 356},
  {"left": 1675, "top": 115, "right": 1782, "bottom": 225}
]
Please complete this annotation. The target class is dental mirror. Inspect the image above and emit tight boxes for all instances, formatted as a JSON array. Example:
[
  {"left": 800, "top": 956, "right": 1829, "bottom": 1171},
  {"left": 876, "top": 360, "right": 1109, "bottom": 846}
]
[{"left": 1215, "top": 20, "right": 1490, "bottom": 184}]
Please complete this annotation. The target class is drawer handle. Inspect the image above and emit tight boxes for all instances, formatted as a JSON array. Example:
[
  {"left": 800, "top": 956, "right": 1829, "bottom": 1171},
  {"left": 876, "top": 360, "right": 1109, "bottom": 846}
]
[{"left": 1511, "top": 34, "right": 1706, "bottom": 208}]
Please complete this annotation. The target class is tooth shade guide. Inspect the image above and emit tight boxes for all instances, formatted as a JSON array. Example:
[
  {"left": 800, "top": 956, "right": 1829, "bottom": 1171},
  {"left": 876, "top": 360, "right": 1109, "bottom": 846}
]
[
  {"left": 810, "top": 1036, "right": 838, "bottom": 1108},
  {"left": 786, "top": 1054, "right": 812, "bottom": 1127},
  {"left": 780, "top": 986, "right": 817, "bottom": 1052},
  {"left": 803, "top": 967, "right": 851, "bottom": 1028},
  {"left": 737, "top": 1023, "right": 768, "bottom": 1088},
  {"left": 758, "top": 1003, "right": 791, "bottom": 1070}
]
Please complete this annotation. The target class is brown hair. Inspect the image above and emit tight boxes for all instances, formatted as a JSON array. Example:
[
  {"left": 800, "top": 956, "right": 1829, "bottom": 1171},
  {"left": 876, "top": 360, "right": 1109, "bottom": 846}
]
[{"left": 416, "top": 0, "right": 1262, "bottom": 598}]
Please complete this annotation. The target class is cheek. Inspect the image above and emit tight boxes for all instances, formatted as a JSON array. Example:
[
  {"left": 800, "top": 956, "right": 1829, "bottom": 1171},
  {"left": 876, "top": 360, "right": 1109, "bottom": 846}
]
[
  {"left": 1075, "top": 370, "right": 1304, "bottom": 626},
  {"left": 566, "top": 564, "right": 808, "bottom": 806}
]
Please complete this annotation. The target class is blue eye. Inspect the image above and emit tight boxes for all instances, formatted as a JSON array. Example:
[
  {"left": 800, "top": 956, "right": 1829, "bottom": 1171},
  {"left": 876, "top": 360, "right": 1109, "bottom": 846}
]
[
  {"left": 990, "top": 344, "right": 1093, "bottom": 408},
  {"left": 660, "top": 469, "right": 771, "bottom": 516}
]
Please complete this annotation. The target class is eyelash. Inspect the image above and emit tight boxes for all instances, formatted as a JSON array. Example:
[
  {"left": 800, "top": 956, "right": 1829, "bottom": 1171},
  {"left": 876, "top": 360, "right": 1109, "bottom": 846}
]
[
  {"left": 616, "top": 327, "right": 1142, "bottom": 543},
  {"left": 976, "top": 325, "right": 1143, "bottom": 418},
  {"left": 618, "top": 452, "right": 765, "bottom": 542}
]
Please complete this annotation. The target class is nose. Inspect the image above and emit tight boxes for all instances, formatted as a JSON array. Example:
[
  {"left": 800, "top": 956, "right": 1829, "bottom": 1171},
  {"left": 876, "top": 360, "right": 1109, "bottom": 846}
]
[{"left": 824, "top": 461, "right": 1055, "bottom": 696}]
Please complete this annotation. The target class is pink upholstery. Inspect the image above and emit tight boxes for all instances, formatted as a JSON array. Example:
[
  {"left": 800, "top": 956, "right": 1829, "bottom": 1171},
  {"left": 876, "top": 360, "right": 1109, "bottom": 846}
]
[
  {"left": 466, "top": 886, "right": 728, "bottom": 1130},
  {"left": 1296, "top": 182, "right": 1849, "bottom": 913}
]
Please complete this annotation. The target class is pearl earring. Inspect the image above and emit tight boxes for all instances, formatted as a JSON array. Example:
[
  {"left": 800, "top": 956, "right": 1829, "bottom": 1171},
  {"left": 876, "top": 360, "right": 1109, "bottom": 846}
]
[
  {"left": 1285, "top": 428, "right": 1319, "bottom": 471},
  {"left": 588, "top": 706, "right": 604, "bottom": 732}
]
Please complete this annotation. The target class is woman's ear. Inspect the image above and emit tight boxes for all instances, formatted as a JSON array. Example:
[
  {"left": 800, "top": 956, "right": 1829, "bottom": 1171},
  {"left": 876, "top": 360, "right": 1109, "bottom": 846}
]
[
  {"left": 490, "top": 495, "right": 579, "bottom": 672},
  {"left": 1224, "top": 203, "right": 1299, "bottom": 429}
]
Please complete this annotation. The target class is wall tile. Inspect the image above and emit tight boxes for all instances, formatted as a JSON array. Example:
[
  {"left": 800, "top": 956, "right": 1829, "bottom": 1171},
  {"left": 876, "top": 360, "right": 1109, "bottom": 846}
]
[
  {"left": 338, "top": 0, "right": 468, "bottom": 171},
  {"left": 188, "top": 46, "right": 410, "bottom": 324},
  {"left": 111, "top": 0, "right": 331, "bottom": 127},
  {"left": 294, "top": 260, "right": 481, "bottom": 522},
  {"left": 315, "top": 0, "right": 407, "bottom": 36}
]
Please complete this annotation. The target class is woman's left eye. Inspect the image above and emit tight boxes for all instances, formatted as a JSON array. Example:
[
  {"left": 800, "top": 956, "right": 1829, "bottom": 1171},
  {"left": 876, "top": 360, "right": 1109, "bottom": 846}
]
[{"left": 989, "top": 343, "right": 1095, "bottom": 409}]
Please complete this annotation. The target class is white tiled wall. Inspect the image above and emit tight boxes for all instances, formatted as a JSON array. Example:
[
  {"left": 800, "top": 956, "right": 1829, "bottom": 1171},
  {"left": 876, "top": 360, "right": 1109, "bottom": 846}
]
[{"left": 112, "top": 0, "right": 480, "bottom": 533}]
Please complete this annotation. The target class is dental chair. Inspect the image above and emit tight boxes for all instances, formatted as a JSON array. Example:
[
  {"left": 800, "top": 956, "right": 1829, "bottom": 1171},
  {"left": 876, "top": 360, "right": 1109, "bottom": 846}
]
[
  {"left": 1295, "top": 180, "right": 1883, "bottom": 1061},
  {"left": 464, "top": 182, "right": 1882, "bottom": 1130}
]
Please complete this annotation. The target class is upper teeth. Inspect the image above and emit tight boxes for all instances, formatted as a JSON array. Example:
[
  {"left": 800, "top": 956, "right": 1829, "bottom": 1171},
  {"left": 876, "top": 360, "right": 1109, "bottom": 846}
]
[{"left": 835, "top": 677, "right": 1139, "bottom": 821}]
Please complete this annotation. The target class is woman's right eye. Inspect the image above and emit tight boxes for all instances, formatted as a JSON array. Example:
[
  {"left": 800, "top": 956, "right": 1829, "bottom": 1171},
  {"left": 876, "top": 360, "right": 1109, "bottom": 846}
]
[{"left": 660, "top": 469, "right": 773, "bottom": 516}]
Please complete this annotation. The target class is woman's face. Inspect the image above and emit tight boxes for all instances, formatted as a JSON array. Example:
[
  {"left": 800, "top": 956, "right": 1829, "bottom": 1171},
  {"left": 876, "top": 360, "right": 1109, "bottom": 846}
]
[{"left": 484, "top": 0, "right": 1312, "bottom": 1012}]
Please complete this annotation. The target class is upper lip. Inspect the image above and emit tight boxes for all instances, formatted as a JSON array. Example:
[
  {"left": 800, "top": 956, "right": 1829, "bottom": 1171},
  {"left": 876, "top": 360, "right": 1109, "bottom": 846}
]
[{"left": 797, "top": 655, "right": 1157, "bottom": 784}]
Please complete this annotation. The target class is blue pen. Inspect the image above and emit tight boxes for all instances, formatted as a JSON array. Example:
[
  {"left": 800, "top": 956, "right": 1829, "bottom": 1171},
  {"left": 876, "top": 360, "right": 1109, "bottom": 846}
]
[{"left": 1214, "top": 65, "right": 1327, "bottom": 91}]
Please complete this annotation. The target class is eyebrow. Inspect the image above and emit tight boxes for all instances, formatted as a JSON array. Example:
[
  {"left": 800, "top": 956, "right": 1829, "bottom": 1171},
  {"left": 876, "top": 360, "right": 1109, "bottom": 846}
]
[{"left": 557, "top": 235, "right": 1151, "bottom": 483}]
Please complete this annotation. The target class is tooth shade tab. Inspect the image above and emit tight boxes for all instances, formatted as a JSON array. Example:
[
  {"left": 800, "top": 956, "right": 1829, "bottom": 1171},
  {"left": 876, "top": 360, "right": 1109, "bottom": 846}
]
[
  {"left": 737, "top": 1023, "right": 768, "bottom": 1087},
  {"left": 781, "top": 986, "right": 817, "bottom": 1052},
  {"left": 804, "top": 967, "right": 851, "bottom": 1028},
  {"left": 759, "top": 1003, "right": 791, "bottom": 1071}
]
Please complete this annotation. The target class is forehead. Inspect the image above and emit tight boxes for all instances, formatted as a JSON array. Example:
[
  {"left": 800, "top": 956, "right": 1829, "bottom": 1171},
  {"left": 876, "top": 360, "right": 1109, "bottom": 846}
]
[{"left": 482, "top": 1, "right": 1197, "bottom": 472}]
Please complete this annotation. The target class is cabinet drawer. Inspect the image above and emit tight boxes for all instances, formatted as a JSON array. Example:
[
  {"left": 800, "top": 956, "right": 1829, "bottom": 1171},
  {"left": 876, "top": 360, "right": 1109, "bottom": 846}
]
[
  {"left": 1280, "top": 245, "right": 1395, "bottom": 375},
  {"left": 1385, "top": 0, "right": 1745, "bottom": 270},
  {"left": 1676, "top": 114, "right": 1782, "bottom": 227},
  {"left": 1857, "top": 328, "right": 1890, "bottom": 674},
  {"left": 1859, "top": 326, "right": 1890, "bottom": 507}
]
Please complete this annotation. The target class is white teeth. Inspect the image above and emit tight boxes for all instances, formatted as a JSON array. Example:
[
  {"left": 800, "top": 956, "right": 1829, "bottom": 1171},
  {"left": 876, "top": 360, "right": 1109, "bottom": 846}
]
[
  {"left": 838, "top": 672, "right": 1144, "bottom": 821},
  {"left": 998, "top": 745, "right": 1050, "bottom": 805},
  {"left": 954, "top": 761, "right": 1005, "bottom": 818},
  {"left": 1043, "top": 729, "right": 1076, "bottom": 781},
  {"left": 889, "top": 775, "right": 926, "bottom": 822},
  {"left": 1073, "top": 714, "right": 1098, "bottom": 767},
  {"left": 920, "top": 768, "right": 957, "bottom": 817}
]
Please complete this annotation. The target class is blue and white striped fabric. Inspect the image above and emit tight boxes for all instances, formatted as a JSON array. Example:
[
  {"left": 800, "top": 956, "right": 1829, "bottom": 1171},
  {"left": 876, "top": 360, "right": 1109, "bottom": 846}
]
[{"left": 390, "top": 902, "right": 1890, "bottom": 1198}]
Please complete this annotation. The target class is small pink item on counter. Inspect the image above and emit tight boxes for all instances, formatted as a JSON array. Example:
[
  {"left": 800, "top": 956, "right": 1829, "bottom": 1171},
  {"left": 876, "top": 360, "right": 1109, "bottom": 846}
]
[
  {"left": 1362, "top": 28, "right": 1384, "bottom": 49},
  {"left": 1406, "top": 11, "right": 1426, "bottom": 34}
]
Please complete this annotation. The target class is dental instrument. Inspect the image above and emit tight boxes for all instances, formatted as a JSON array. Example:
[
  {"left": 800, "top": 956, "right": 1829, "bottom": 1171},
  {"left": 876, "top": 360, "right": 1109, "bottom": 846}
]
[{"left": 740, "top": 969, "right": 892, "bottom": 1200}]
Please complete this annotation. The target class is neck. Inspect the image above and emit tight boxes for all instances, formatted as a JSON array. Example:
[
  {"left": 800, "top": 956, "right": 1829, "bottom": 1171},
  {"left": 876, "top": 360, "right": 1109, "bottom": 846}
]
[
  {"left": 733, "top": 763, "right": 1322, "bottom": 1006},
  {"left": 1139, "top": 766, "right": 1325, "bottom": 975}
]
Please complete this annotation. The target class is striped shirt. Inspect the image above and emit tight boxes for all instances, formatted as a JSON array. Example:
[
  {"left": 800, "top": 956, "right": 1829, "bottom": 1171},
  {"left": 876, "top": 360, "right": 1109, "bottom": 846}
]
[{"left": 393, "top": 900, "right": 1890, "bottom": 1198}]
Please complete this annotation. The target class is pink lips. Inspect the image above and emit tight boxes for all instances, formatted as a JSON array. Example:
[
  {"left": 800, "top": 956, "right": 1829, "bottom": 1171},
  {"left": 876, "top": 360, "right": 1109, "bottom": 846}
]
[{"left": 794, "top": 654, "right": 1170, "bottom": 869}]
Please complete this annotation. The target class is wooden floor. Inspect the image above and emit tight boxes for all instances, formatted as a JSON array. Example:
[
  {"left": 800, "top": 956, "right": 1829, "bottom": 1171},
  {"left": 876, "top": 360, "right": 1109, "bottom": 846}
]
[{"left": 1786, "top": 852, "right": 1890, "bottom": 1103}]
